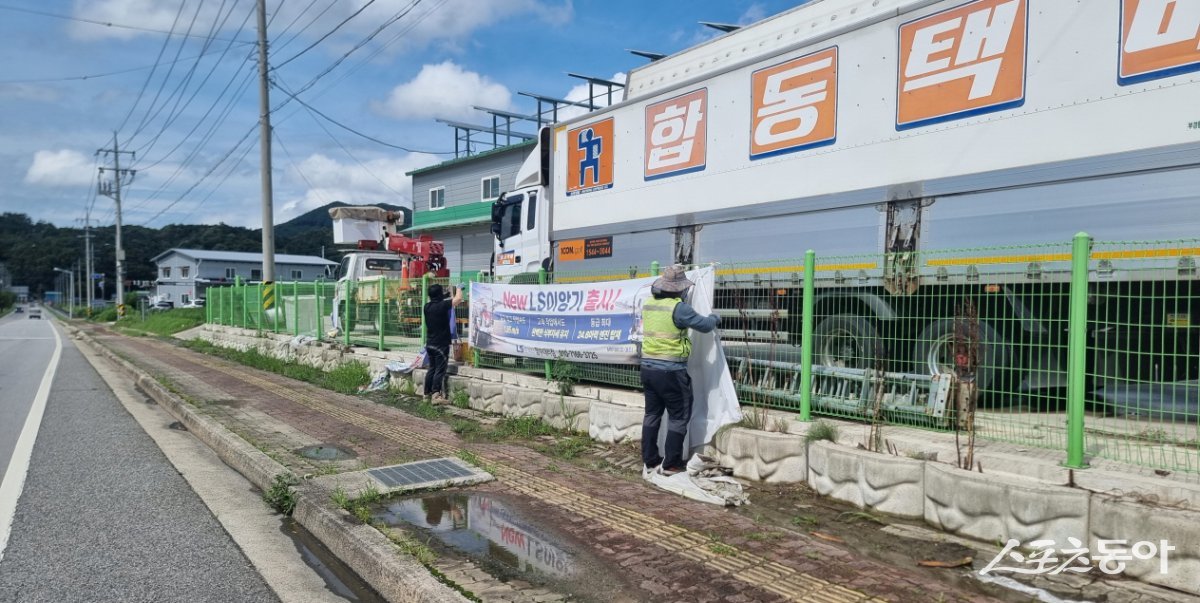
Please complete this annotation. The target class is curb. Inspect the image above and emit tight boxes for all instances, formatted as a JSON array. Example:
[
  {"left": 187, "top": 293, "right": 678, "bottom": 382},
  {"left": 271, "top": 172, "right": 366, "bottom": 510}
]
[{"left": 71, "top": 326, "right": 468, "bottom": 603}]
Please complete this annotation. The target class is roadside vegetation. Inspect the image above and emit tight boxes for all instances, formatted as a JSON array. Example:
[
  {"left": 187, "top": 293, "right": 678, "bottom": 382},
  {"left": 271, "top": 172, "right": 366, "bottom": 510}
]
[
  {"left": 182, "top": 338, "right": 371, "bottom": 394},
  {"left": 112, "top": 308, "right": 206, "bottom": 337}
]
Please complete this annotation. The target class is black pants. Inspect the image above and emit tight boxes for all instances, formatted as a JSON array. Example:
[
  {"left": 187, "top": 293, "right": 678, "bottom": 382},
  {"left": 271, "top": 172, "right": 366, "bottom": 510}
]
[
  {"left": 640, "top": 366, "right": 693, "bottom": 470},
  {"left": 424, "top": 345, "right": 449, "bottom": 396}
]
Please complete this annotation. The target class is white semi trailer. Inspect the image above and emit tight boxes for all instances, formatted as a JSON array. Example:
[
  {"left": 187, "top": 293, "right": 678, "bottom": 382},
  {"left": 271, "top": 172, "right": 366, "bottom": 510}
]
[{"left": 491, "top": 0, "right": 1200, "bottom": 401}]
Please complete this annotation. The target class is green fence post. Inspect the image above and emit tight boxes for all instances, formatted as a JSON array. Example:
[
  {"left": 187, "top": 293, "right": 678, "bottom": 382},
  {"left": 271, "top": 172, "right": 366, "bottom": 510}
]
[
  {"left": 538, "top": 268, "right": 552, "bottom": 381},
  {"left": 650, "top": 260, "right": 660, "bottom": 276},
  {"left": 420, "top": 273, "right": 430, "bottom": 346},
  {"left": 314, "top": 281, "right": 322, "bottom": 338},
  {"left": 293, "top": 281, "right": 300, "bottom": 337},
  {"left": 344, "top": 280, "right": 351, "bottom": 347},
  {"left": 259, "top": 282, "right": 266, "bottom": 333},
  {"left": 799, "top": 249, "right": 816, "bottom": 421},
  {"left": 378, "top": 277, "right": 387, "bottom": 351},
  {"left": 243, "top": 283, "right": 251, "bottom": 329},
  {"left": 1065, "top": 232, "right": 1091, "bottom": 469}
]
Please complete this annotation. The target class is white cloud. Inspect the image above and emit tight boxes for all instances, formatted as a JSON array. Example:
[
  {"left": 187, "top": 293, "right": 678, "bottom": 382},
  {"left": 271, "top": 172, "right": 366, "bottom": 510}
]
[
  {"left": 71, "top": 0, "right": 573, "bottom": 49},
  {"left": 277, "top": 152, "right": 440, "bottom": 220},
  {"left": 556, "top": 72, "right": 627, "bottom": 121},
  {"left": 0, "top": 84, "right": 60, "bottom": 103},
  {"left": 373, "top": 61, "right": 513, "bottom": 121},
  {"left": 24, "top": 149, "right": 95, "bottom": 186},
  {"left": 69, "top": 0, "right": 233, "bottom": 41}
]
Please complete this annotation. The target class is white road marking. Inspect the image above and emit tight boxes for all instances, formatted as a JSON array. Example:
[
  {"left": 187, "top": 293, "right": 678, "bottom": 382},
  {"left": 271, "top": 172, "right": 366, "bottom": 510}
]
[{"left": 0, "top": 321, "right": 62, "bottom": 563}]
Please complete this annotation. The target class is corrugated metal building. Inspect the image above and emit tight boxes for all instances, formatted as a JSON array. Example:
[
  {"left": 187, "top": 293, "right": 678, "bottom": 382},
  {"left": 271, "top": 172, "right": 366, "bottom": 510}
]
[
  {"left": 407, "top": 141, "right": 534, "bottom": 279},
  {"left": 151, "top": 248, "right": 337, "bottom": 304}
]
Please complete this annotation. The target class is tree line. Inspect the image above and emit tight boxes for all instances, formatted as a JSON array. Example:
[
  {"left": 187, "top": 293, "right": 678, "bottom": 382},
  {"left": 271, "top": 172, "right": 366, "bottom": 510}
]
[{"left": 0, "top": 202, "right": 400, "bottom": 299}]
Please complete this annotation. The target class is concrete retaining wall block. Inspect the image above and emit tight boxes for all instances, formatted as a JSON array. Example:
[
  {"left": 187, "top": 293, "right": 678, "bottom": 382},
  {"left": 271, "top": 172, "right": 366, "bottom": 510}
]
[
  {"left": 710, "top": 427, "right": 808, "bottom": 484},
  {"left": 807, "top": 442, "right": 924, "bottom": 517},
  {"left": 1089, "top": 495, "right": 1200, "bottom": 595},
  {"left": 924, "top": 463, "right": 1089, "bottom": 545},
  {"left": 589, "top": 400, "right": 643, "bottom": 444}
]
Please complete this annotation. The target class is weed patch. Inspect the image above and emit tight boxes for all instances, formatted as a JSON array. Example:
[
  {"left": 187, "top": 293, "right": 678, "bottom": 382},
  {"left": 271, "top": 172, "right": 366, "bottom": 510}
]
[{"left": 263, "top": 474, "right": 298, "bottom": 515}]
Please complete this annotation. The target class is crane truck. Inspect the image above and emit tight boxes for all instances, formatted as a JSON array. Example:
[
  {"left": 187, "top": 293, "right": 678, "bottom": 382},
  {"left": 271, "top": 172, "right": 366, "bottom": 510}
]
[
  {"left": 491, "top": 0, "right": 1200, "bottom": 408},
  {"left": 329, "top": 206, "right": 449, "bottom": 336}
]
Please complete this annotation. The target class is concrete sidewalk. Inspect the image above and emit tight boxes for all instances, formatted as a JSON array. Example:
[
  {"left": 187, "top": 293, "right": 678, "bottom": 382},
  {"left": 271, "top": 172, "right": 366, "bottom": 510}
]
[{"left": 74, "top": 325, "right": 1110, "bottom": 603}]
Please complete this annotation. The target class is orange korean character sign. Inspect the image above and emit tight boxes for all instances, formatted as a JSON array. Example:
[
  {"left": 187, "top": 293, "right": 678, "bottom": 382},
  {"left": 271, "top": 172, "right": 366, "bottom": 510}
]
[
  {"left": 644, "top": 89, "right": 708, "bottom": 180},
  {"left": 566, "top": 118, "right": 615, "bottom": 196},
  {"left": 750, "top": 47, "right": 838, "bottom": 160},
  {"left": 897, "top": 0, "right": 1028, "bottom": 130},
  {"left": 1120, "top": 0, "right": 1200, "bottom": 85}
]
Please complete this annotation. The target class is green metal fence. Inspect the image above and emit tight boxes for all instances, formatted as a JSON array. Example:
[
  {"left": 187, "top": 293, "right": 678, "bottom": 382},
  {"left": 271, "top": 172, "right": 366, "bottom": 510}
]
[{"left": 204, "top": 236, "right": 1200, "bottom": 473}]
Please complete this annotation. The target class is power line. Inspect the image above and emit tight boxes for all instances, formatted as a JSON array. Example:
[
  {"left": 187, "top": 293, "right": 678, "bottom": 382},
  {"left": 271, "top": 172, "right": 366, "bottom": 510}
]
[
  {"left": 0, "top": 47, "right": 252, "bottom": 85},
  {"left": 271, "top": 0, "right": 378, "bottom": 71},
  {"left": 126, "top": 0, "right": 208, "bottom": 143},
  {"left": 130, "top": 1, "right": 256, "bottom": 159},
  {"left": 140, "top": 123, "right": 258, "bottom": 226},
  {"left": 0, "top": 3, "right": 251, "bottom": 42},
  {"left": 115, "top": 0, "right": 188, "bottom": 135},
  {"left": 273, "top": 79, "right": 451, "bottom": 154}
]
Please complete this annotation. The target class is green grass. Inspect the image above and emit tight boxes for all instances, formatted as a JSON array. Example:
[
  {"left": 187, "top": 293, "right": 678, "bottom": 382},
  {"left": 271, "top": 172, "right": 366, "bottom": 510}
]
[
  {"left": 540, "top": 435, "right": 592, "bottom": 460},
  {"left": 806, "top": 420, "right": 839, "bottom": 443},
  {"left": 90, "top": 305, "right": 119, "bottom": 322},
  {"left": 263, "top": 474, "right": 299, "bottom": 515},
  {"left": 115, "top": 308, "right": 206, "bottom": 336},
  {"left": 791, "top": 514, "right": 819, "bottom": 528},
  {"left": 491, "top": 415, "right": 557, "bottom": 439},
  {"left": 182, "top": 339, "right": 370, "bottom": 393},
  {"left": 450, "top": 419, "right": 482, "bottom": 438}
]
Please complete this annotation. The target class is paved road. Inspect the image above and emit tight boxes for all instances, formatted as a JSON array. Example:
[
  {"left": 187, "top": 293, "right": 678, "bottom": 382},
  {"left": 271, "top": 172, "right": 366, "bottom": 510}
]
[
  {"left": 0, "top": 314, "right": 280, "bottom": 603},
  {"left": 0, "top": 308, "right": 56, "bottom": 487}
]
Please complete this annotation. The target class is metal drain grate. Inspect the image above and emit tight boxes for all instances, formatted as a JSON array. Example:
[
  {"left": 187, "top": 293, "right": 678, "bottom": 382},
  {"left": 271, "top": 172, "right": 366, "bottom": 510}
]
[{"left": 368, "top": 458, "right": 483, "bottom": 489}]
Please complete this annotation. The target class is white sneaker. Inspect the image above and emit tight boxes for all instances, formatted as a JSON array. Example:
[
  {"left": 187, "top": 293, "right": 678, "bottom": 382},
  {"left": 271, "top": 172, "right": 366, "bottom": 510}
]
[{"left": 642, "top": 464, "right": 660, "bottom": 481}]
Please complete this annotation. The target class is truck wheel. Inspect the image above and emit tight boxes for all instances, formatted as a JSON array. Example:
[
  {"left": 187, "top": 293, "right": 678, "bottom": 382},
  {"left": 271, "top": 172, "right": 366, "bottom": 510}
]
[
  {"left": 813, "top": 315, "right": 878, "bottom": 369},
  {"left": 912, "top": 319, "right": 1011, "bottom": 393}
]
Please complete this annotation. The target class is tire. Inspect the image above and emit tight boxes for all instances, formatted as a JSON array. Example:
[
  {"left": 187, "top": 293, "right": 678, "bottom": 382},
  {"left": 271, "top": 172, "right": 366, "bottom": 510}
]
[
  {"left": 912, "top": 318, "right": 1011, "bottom": 393},
  {"left": 813, "top": 314, "right": 879, "bottom": 369}
]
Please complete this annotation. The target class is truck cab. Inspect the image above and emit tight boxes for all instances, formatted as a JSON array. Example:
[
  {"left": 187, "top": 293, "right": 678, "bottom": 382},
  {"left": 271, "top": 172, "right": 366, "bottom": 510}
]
[{"left": 492, "top": 129, "right": 551, "bottom": 282}]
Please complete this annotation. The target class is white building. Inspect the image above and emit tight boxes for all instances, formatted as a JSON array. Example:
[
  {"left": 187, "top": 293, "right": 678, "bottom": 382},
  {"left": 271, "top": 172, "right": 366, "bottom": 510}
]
[{"left": 151, "top": 249, "right": 337, "bottom": 304}]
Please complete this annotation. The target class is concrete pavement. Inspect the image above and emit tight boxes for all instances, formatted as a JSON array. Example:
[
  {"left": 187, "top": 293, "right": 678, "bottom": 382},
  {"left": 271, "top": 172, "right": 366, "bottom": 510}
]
[
  {"left": 90, "top": 326, "right": 1009, "bottom": 603},
  {"left": 0, "top": 319, "right": 279, "bottom": 603}
]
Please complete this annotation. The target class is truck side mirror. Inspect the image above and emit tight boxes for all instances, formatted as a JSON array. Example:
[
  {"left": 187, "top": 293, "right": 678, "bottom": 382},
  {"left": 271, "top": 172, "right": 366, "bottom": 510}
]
[{"left": 490, "top": 221, "right": 502, "bottom": 238}]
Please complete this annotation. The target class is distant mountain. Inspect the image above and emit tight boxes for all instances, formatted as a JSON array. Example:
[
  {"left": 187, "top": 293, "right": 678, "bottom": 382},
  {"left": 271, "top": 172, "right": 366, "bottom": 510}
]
[
  {"left": 0, "top": 202, "right": 408, "bottom": 297},
  {"left": 268, "top": 201, "right": 409, "bottom": 259}
]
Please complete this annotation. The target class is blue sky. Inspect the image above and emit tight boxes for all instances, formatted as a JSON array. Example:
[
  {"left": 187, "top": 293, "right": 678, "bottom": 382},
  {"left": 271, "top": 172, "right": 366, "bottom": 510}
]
[{"left": 0, "top": 0, "right": 802, "bottom": 229}]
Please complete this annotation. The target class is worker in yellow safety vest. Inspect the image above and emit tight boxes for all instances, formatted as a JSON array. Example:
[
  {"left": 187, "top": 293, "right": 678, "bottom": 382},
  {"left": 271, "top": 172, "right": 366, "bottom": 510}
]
[{"left": 640, "top": 264, "right": 720, "bottom": 476}]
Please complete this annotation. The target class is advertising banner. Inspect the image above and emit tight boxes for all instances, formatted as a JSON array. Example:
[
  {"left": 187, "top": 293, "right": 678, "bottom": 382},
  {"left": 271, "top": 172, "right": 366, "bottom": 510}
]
[
  {"left": 470, "top": 266, "right": 741, "bottom": 449},
  {"left": 469, "top": 273, "right": 663, "bottom": 364}
]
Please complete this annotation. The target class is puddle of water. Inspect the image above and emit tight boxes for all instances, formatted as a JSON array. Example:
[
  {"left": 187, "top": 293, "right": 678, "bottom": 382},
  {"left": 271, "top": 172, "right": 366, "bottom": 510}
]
[
  {"left": 281, "top": 518, "right": 386, "bottom": 602},
  {"left": 296, "top": 444, "right": 357, "bottom": 461},
  {"left": 374, "top": 492, "right": 637, "bottom": 601}
]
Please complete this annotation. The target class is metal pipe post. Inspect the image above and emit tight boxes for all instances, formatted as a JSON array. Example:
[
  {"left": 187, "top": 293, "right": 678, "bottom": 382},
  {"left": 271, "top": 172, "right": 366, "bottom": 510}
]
[
  {"left": 1065, "top": 232, "right": 1091, "bottom": 469},
  {"left": 539, "top": 268, "right": 551, "bottom": 381},
  {"left": 378, "top": 277, "right": 386, "bottom": 351},
  {"left": 799, "top": 250, "right": 816, "bottom": 421}
]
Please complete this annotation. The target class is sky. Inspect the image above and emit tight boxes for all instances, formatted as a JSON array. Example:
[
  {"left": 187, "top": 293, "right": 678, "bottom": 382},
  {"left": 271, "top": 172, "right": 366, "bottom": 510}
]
[{"left": 0, "top": 0, "right": 804, "bottom": 230}]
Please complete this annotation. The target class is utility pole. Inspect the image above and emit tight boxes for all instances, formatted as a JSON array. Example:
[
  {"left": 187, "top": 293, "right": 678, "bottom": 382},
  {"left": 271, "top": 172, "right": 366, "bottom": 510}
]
[
  {"left": 98, "top": 132, "right": 135, "bottom": 317},
  {"left": 256, "top": 0, "right": 277, "bottom": 314},
  {"left": 78, "top": 211, "right": 94, "bottom": 313}
]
